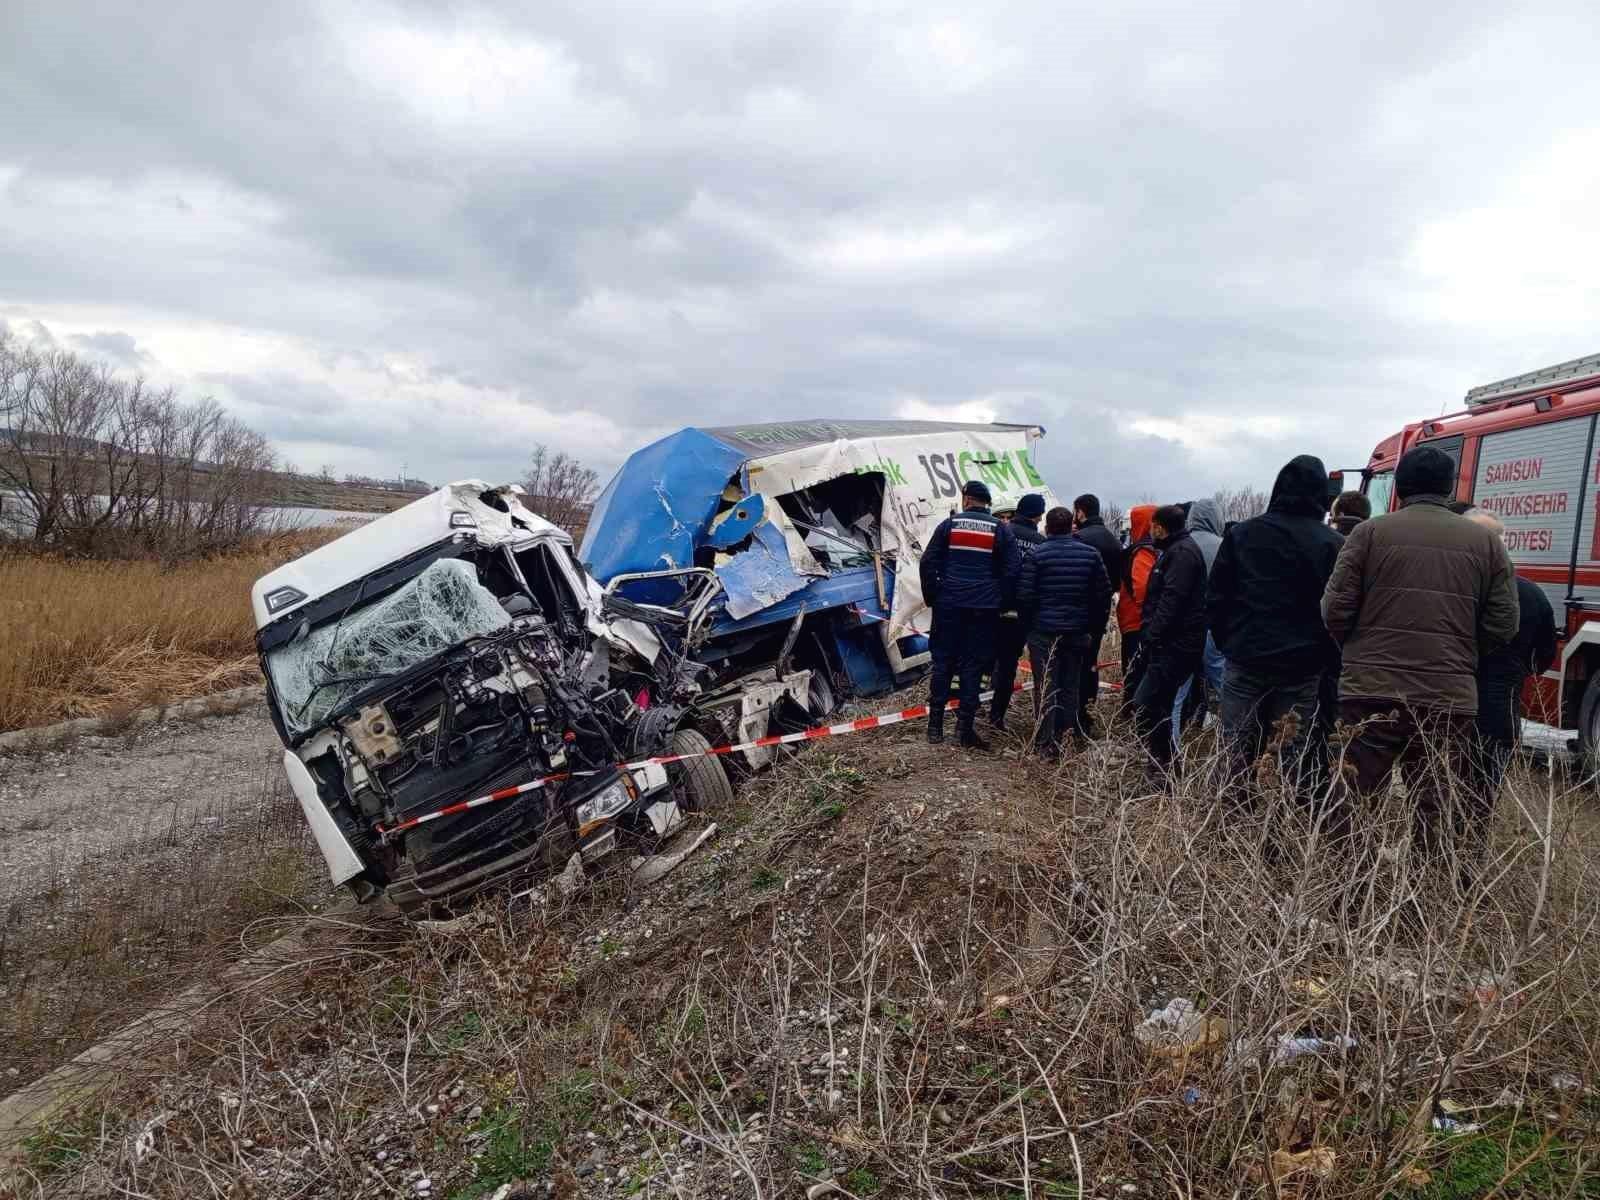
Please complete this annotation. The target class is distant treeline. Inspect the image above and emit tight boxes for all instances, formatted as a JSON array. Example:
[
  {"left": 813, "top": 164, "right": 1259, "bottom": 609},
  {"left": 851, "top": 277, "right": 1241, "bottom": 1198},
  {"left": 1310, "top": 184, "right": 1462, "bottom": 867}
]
[{"left": 0, "top": 331, "right": 275, "bottom": 558}]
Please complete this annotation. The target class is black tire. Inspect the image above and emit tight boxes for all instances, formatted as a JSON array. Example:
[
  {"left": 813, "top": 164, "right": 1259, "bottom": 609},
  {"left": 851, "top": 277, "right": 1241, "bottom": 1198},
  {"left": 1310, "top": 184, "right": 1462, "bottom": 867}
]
[
  {"left": 668, "top": 727, "right": 735, "bottom": 814},
  {"left": 1579, "top": 672, "right": 1600, "bottom": 782}
]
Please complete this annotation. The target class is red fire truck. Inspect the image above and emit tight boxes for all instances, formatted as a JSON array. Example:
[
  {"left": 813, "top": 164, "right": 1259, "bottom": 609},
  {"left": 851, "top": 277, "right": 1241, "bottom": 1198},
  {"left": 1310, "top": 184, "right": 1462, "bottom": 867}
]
[{"left": 1335, "top": 351, "right": 1600, "bottom": 758}]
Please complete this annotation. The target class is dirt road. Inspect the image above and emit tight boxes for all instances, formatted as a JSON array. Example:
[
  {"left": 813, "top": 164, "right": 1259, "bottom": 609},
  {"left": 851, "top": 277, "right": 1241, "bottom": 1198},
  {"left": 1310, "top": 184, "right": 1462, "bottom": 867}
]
[{"left": 0, "top": 700, "right": 284, "bottom": 897}]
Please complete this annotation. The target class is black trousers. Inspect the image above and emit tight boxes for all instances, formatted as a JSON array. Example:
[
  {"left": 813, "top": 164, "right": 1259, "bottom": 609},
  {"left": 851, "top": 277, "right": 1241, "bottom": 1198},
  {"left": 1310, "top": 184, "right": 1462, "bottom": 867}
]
[
  {"left": 990, "top": 614, "right": 1030, "bottom": 722},
  {"left": 1080, "top": 622, "right": 1107, "bottom": 732},
  {"left": 1029, "top": 631, "right": 1092, "bottom": 751},
  {"left": 929, "top": 606, "right": 999, "bottom": 733},
  {"left": 1120, "top": 629, "right": 1146, "bottom": 717},
  {"left": 1132, "top": 648, "right": 1202, "bottom": 767}
]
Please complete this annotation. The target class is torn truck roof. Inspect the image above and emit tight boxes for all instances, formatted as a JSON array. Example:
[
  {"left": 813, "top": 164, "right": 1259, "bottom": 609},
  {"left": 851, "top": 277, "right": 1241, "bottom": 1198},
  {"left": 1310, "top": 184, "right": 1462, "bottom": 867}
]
[
  {"left": 581, "top": 419, "right": 1057, "bottom": 651},
  {"left": 252, "top": 482, "right": 567, "bottom": 629}
]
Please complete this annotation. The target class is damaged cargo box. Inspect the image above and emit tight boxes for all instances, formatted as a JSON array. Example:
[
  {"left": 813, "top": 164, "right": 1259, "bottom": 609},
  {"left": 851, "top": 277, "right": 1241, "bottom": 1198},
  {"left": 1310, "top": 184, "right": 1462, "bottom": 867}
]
[{"left": 581, "top": 419, "right": 1060, "bottom": 703}]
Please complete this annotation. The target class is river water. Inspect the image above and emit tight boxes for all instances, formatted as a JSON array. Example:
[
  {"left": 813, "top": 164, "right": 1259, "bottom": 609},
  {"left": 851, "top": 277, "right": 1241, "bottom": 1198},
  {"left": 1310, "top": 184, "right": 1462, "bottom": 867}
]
[{"left": 0, "top": 493, "right": 376, "bottom": 538}]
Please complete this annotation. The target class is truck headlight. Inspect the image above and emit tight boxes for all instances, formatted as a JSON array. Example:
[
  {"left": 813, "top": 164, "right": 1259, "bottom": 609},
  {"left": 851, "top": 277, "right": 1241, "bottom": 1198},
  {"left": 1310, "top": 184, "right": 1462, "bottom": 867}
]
[{"left": 575, "top": 778, "right": 634, "bottom": 832}]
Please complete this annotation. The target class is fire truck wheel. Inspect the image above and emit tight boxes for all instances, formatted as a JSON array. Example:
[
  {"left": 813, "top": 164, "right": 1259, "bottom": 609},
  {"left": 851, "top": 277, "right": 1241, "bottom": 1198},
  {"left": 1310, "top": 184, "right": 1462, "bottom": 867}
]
[{"left": 1580, "top": 673, "right": 1600, "bottom": 783}]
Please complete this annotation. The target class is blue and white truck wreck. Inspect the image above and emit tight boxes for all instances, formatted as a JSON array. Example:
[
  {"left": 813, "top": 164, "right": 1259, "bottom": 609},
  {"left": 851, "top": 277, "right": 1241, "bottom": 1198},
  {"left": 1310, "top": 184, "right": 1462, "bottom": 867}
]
[
  {"left": 251, "top": 422, "right": 1056, "bottom": 916},
  {"left": 581, "top": 418, "right": 1059, "bottom": 725}
]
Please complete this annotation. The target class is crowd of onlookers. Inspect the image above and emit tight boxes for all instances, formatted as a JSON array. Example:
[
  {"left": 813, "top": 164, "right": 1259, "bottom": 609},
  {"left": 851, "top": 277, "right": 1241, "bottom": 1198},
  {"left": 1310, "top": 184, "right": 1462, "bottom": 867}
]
[{"left": 917, "top": 445, "right": 1559, "bottom": 875}]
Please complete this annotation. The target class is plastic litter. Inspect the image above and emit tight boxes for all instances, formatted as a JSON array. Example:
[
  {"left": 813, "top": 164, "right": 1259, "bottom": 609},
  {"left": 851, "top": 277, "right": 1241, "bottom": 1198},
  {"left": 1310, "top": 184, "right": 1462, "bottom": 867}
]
[
  {"left": 1550, "top": 1072, "right": 1584, "bottom": 1092},
  {"left": 1182, "top": 1086, "right": 1203, "bottom": 1107},
  {"left": 1268, "top": 1147, "right": 1336, "bottom": 1182},
  {"left": 1273, "top": 1035, "right": 1357, "bottom": 1063},
  {"left": 1431, "top": 1115, "right": 1481, "bottom": 1135},
  {"left": 1397, "top": 1164, "right": 1431, "bottom": 1188},
  {"left": 1134, "top": 998, "right": 1229, "bottom": 1062}
]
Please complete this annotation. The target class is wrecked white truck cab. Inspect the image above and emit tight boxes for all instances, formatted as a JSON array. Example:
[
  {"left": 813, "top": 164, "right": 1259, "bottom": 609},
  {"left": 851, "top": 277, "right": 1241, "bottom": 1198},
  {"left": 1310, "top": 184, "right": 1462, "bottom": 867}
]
[{"left": 252, "top": 481, "right": 752, "bottom": 918}]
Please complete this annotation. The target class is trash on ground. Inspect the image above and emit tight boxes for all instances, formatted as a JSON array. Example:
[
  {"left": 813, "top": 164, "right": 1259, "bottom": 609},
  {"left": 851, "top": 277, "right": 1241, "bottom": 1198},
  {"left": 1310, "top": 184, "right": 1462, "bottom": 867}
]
[
  {"left": 1263, "top": 1147, "right": 1336, "bottom": 1182},
  {"left": 1431, "top": 1115, "right": 1481, "bottom": 1135},
  {"left": 1397, "top": 1164, "right": 1432, "bottom": 1188},
  {"left": 1550, "top": 1071, "right": 1584, "bottom": 1092},
  {"left": 1135, "top": 997, "right": 1229, "bottom": 1062},
  {"left": 629, "top": 822, "right": 719, "bottom": 887},
  {"left": 1273, "top": 1034, "right": 1357, "bottom": 1063},
  {"left": 1289, "top": 978, "right": 1330, "bottom": 1002}
]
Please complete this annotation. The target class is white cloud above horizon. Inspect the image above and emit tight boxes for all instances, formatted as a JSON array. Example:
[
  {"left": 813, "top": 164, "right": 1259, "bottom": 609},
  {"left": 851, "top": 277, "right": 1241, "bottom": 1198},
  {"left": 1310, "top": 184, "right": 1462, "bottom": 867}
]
[{"left": 4, "top": 1, "right": 1598, "bottom": 503}]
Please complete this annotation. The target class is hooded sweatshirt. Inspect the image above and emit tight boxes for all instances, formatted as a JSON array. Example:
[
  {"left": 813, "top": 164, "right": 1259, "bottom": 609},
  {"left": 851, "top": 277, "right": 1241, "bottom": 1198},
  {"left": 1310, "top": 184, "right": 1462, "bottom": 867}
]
[
  {"left": 1185, "top": 498, "right": 1224, "bottom": 573},
  {"left": 1116, "top": 504, "right": 1158, "bottom": 635},
  {"left": 1206, "top": 455, "right": 1345, "bottom": 680}
]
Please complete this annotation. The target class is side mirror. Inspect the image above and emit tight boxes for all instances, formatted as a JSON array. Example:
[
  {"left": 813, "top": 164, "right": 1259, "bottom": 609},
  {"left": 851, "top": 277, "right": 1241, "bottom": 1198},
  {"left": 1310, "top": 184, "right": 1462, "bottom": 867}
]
[{"left": 1326, "top": 470, "right": 1345, "bottom": 504}]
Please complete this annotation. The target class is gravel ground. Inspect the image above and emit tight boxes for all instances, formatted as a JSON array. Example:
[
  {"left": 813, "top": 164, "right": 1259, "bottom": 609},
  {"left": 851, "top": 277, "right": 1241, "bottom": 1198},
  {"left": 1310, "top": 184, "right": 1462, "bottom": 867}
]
[{"left": 0, "top": 700, "right": 284, "bottom": 898}]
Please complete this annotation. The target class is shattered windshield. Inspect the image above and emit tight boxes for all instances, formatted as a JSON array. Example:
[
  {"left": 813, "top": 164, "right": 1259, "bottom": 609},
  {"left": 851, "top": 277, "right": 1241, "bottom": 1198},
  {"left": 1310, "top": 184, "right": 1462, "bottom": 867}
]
[{"left": 267, "top": 558, "right": 511, "bottom": 735}]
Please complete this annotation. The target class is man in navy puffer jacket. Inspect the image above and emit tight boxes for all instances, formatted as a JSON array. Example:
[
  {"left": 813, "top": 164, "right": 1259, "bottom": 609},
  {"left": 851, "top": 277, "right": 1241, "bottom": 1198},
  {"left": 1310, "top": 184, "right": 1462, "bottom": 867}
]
[
  {"left": 1018, "top": 507, "right": 1113, "bottom": 754},
  {"left": 920, "top": 479, "right": 1020, "bottom": 749}
]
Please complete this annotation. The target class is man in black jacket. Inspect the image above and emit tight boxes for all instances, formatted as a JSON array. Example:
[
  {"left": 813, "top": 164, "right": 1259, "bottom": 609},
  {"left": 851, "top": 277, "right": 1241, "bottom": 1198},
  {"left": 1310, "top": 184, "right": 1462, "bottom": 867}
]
[
  {"left": 989, "top": 493, "right": 1047, "bottom": 730},
  {"left": 1207, "top": 455, "right": 1345, "bottom": 804},
  {"left": 1018, "top": 506, "right": 1113, "bottom": 754},
  {"left": 1455, "top": 505, "right": 1558, "bottom": 810},
  {"left": 920, "top": 480, "right": 1021, "bottom": 750},
  {"left": 1073, "top": 493, "right": 1124, "bottom": 734},
  {"left": 1132, "top": 504, "right": 1208, "bottom": 769}
]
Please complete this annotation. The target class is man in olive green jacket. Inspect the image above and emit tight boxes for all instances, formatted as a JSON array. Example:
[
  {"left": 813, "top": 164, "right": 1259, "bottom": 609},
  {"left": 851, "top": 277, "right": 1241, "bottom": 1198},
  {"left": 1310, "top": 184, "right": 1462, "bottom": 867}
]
[{"left": 1322, "top": 444, "right": 1518, "bottom": 862}]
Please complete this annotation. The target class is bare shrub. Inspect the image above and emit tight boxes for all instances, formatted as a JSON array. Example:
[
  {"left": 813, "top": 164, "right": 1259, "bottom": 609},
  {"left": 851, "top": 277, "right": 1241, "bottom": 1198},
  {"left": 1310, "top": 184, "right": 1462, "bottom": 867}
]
[
  {"left": 523, "top": 443, "right": 599, "bottom": 537},
  {"left": 1212, "top": 485, "right": 1270, "bottom": 524},
  {"left": 16, "top": 717, "right": 1600, "bottom": 1198},
  {"left": 0, "top": 330, "right": 275, "bottom": 558}
]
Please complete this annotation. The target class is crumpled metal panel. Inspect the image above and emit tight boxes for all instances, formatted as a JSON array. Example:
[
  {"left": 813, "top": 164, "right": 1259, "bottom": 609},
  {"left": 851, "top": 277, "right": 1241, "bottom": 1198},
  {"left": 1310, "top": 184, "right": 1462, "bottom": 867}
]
[{"left": 579, "top": 428, "right": 745, "bottom": 580}]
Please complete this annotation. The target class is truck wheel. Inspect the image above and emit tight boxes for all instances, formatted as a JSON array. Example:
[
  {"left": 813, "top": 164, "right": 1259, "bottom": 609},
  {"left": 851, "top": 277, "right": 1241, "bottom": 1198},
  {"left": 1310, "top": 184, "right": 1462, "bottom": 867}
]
[
  {"left": 1580, "top": 673, "right": 1600, "bottom": 782},
  {"left": 668, "top": 728, "right": 735, "bottom": 814}
]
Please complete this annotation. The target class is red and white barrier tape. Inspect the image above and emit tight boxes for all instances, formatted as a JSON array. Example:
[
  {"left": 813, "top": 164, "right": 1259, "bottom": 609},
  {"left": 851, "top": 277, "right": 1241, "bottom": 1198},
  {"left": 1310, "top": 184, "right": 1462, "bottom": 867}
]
[
  {"left": 374, "top": 656, "right": 1139, "bottom": 839},
  {"left": 377, "top": 677, "right": 1071, "bottom": 839}
]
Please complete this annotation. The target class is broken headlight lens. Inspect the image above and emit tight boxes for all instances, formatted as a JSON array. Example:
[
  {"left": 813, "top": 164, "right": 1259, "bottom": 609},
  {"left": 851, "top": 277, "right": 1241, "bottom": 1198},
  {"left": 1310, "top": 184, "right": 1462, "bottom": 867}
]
[
  {"left": 264, "top": 585, "right": 309, "bottom": 614},
  {"left": 575, "top": 778, "right": 634, "bottom": 830}
]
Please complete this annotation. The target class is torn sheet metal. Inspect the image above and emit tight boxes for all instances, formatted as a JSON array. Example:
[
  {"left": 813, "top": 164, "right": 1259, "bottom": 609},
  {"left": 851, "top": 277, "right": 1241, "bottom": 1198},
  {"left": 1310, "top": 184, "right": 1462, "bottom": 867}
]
[
  {"left": 713, "top": 520, "right": 811, "bottom": 620},
  {"left": 581, "top": 420, "right": 1058, "bottom": 643}
]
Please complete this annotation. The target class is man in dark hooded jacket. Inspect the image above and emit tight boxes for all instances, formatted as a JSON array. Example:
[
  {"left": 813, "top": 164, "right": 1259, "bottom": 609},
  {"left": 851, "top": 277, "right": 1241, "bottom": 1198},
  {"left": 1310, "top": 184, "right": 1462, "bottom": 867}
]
[
  {"left": 1133, "top": 505, "right": 1208, "bottom": 769},
  {"left": 1207, "top": 456, "right": 1345, "bottom": 803},
  {"left": 989, "top": 493, "right": 1046, "bottom": 729}
]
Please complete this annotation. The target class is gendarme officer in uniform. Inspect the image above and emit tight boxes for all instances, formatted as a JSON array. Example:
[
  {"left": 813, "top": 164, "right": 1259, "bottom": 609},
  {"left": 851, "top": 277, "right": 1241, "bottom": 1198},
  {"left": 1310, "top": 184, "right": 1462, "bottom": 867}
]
[{"left": 919, "top": 479, "right": 1020, "bottom": 750}]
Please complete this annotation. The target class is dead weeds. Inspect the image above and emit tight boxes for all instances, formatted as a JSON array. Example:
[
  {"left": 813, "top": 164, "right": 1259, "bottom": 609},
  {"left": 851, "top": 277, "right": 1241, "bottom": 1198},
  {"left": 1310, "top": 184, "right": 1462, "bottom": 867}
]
[{"left": 9, "top": 702, "right": 1600, "bottom": 1199}]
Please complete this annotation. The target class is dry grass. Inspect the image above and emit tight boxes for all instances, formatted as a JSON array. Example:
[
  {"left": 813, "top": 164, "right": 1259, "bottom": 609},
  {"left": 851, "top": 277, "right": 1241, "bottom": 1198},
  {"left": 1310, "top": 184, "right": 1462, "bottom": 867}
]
[
  {"left": 0, "top": 764, "right": 325, "bottom": 1090},
  {"left": 14, "top": 703, "right": 1600, "bottom": 1199},
  {"left": 0, "top": 530, "right": 335, "bottom": 732}
]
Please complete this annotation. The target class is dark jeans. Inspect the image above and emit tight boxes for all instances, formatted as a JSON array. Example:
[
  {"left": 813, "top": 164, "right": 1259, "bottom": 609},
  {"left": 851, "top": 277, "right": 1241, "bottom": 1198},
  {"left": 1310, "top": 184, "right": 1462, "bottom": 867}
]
[
  {"left": 990, "top": 614, "right": 1030, "bottom": 723},
  {"left": 929, "top": 606, "right": 999, "bottom": 734},
  {"left": 1132, "top": 648, "right": 1202, "bottom": 767},
  {"left": 1120, "top": 629, "right": 1146, "bottom": 718},
  {"left": 1471, "top": 670, "right": 1525, "bottom": 806},
  {"left": 1337, "top": 699, "right": 1481, "bottom": 863},
  {"left": 1219, "top": 663, "right": 1325, "bottom": 803},
  {"left": 1028, "top": 631, "right": 1092, "bottom": 751},
  {"left": 1080, "top": 623, "right": 1107, "bottom": 733}
]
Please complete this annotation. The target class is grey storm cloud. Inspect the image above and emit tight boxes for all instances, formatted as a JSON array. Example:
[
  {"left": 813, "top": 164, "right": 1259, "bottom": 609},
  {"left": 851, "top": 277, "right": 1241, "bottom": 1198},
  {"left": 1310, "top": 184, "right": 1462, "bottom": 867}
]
[{"left": 3, "top": 1, "right": 1600, "bottom": 503}]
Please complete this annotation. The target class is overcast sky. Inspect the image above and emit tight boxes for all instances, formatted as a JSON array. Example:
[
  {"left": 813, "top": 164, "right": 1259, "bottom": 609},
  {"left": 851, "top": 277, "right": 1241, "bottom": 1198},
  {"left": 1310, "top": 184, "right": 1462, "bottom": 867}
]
[{"left": 4, "top": 2, "right": 1599, "bottom": 505}]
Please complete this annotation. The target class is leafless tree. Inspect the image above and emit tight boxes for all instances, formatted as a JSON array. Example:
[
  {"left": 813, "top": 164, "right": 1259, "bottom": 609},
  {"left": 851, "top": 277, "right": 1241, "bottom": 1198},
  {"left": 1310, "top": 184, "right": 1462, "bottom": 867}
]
[
  {"left": 1100, "top": 501, "right": 1126, "bottom": 534},
  {"left": 0, "top": 330, "right": 275, "bottom": 556},
  {"left": 1212, "top": 484, "right": 1269, "bottom": 524},
  {"left": 524, "top": 443, "right": 599, "bottom": 536}
]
